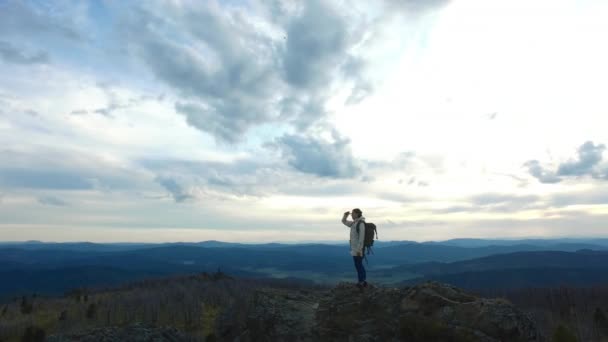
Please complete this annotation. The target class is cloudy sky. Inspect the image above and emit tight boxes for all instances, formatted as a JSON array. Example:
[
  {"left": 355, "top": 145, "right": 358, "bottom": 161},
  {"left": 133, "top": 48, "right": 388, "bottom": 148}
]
[{"left": 1, "top": 0, "right": 608, "bottom": 243}]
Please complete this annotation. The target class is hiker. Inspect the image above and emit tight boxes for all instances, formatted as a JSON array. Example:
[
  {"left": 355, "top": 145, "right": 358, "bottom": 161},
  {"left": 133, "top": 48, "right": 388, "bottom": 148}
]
[{"left": 342, "top": 208, "right": 367, "bottom": 288}]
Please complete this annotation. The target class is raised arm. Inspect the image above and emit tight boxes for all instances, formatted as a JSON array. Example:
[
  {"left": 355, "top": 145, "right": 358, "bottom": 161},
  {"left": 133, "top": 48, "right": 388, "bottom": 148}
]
[{"left": 341, "top": 211, "right": 353, "bottom": 227}]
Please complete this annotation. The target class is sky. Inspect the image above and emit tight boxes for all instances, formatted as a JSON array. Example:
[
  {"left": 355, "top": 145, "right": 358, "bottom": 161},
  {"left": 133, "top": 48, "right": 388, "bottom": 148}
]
[{"left": 1, "top": 0, "right": 608, "bottom": 243}]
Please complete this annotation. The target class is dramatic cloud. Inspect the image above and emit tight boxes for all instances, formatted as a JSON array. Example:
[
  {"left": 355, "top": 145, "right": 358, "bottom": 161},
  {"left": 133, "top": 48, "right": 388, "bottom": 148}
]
[
  {"left": 523, "top": 160, "right": 561, "bottom": 184},
  {"left": 4, "top": 1, "right": 608, "bottom": 242},
  {"left": 525, "top": 141, "right": 607, "bottom": 183},
  {"left": 282, "top": 0, "right": 355, "bottom": 89},
  {"left": 270, "top": 131, "right": 361, "bottom": 178},
  {"left": 557, "top": 141, "right": 606, "bottom": 177},
  {"left": 119, "top": 0, "right": 371, "bottom": 143},
  {"left": 174, "top": 101, "right": 262, "bottom": 144}
]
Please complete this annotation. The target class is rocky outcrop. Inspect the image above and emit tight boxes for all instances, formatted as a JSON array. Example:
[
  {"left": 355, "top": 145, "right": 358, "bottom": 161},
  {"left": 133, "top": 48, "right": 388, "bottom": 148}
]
[
  {"left": 46, "top": 282, "right": 540, "bottom": 341},
  {"left": 230, "top": 281, "right": 539, "bottom": 342}
]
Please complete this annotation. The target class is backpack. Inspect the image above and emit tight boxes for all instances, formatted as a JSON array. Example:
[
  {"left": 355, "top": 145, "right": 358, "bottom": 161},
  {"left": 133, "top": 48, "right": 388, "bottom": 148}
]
[{"left": 356, "top": 221, "right": 378, "bottom": 258}]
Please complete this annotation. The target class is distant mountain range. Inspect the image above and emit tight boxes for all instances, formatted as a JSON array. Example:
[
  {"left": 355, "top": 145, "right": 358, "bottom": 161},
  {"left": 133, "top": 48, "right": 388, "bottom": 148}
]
[
  {"left": 399, "top": 249, "right": 608, "bottom": 289},
  {"left": 4, "top": 237, "right": 608, "bottom": 250},
  {"left": 2, "top": 238, "right": 608, "bottom": 299}
]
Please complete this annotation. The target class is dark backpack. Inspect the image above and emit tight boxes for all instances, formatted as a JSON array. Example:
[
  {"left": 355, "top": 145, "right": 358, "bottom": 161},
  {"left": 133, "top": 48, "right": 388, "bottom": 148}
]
[{"left": 356, "top": 221, "right": 378, "bottom": 257}]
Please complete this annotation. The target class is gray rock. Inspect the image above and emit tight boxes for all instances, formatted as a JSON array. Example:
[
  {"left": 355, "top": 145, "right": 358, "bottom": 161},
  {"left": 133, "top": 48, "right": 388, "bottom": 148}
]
[{"left": 235, "top": 281, "right": 539, "bottom": 342}]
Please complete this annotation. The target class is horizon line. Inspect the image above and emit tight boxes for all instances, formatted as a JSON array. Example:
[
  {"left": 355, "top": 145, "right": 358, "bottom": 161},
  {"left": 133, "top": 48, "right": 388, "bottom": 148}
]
[{"left": 2, "top": 236, "right": 608, "bottom": 245}]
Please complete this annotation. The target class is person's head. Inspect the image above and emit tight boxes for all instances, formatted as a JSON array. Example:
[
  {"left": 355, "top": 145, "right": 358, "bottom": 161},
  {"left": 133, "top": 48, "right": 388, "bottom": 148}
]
[{"left": 352, "top": 208, "right": 362, "bottom": 219}]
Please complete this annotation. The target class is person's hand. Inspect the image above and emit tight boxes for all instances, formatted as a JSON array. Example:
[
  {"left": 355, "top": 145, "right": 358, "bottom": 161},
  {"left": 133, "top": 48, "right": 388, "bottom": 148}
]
[
  {"left": 356, "top": 250, "right": 363, "bottom": 257},
  {"left": 343, "top": 211, "right": 350, "bottom": 216}
]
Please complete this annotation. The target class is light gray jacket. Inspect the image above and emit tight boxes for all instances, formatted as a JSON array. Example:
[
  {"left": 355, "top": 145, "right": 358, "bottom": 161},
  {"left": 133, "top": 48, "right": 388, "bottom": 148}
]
[{"left": 342, "top": 216, "right": 366, "bottom": 256}]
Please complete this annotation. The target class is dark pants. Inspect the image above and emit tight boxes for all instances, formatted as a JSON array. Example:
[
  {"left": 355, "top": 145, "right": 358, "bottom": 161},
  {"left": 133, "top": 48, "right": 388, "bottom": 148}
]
[{"left": 353, "top": 256, "right": 366, "bottom": 283}]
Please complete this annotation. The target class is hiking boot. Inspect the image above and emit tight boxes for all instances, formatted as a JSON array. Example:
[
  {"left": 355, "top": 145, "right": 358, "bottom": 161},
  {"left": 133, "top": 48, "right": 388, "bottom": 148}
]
[{"left": 362, "top": 281, "right": 368, "bottom": 288}]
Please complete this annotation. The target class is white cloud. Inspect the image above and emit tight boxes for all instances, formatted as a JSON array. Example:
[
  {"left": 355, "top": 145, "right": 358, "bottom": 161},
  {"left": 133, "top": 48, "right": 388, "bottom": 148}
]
[{"left": 2, "top": 0, "right": 608, "bottom": 242}]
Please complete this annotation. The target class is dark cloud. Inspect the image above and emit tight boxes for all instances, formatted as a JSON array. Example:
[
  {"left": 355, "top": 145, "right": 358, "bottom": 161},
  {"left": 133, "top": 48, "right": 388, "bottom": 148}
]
[
  {"left": 155, "top": 176, "right": 193, "bottom": 203},
  {"left": 525, "top": 141, "right": 607, "bottom": 183},
  {"left": 557, "top": 141, "right": 606, "bottom": 177},
  {"left": 174, "top": 101, "right": 260, "bottom": 144},
  {"left": 126, "top": 5, "right": 283, "bottom": 143},
  {"left": 38, "top": 196, "right": 68, "bottom": 206},
  {"left": 118, "top": 0, "right": 371, "bottom": 143},
  {"left": 0, "top": 41, "right": 49, "bottom": 64},
  {"left": 523, "top": 160, "right": 561, "bottom": 184},
  {"left": 0, "top": 168, "right": 93, "bottom": 190},
  {"left": 269, "top": 131, "right": 361, "bottom": 178},
  {"left": 283, "top": 0, "right": 350, "bottom": 89}
]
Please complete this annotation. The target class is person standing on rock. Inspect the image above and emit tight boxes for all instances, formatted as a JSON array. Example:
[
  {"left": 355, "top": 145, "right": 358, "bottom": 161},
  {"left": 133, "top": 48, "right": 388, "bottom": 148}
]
[{"left": 342, "top": 208, "right": 367, "bottom": 288}]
